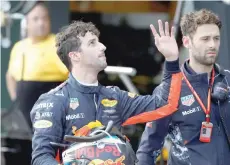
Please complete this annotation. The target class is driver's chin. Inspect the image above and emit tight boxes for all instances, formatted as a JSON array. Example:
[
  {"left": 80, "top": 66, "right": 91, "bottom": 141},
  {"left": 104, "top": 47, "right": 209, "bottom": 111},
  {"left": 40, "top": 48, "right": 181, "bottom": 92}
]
[
  {"left": 101, "top": 62, "right": 107, "bottom": 70},
  {"left": 95, "top": 62, "right": 107, "bottom": 72}
]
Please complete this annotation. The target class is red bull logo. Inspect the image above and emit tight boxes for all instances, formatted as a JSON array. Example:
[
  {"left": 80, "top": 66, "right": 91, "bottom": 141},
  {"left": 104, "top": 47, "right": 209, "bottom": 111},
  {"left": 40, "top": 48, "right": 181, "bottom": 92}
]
[
  {"left": 89, "top": 155, "right": 125, "bottom": 165},
  {"left": 75, "top": 145, "right": 121, "bottom": 159}
]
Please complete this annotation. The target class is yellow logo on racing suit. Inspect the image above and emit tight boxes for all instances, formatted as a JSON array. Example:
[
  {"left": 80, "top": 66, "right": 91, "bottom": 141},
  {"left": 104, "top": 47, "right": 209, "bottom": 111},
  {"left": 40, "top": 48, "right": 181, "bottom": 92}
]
[
  {"left": 101, "top": 99, "right": 118, "bottom": 107},
  {"left": 89, "top": 155, "right": 125, "bottom": 165},
  {"left": 33, "top": 120, "right": 53, "bottom": 128}
]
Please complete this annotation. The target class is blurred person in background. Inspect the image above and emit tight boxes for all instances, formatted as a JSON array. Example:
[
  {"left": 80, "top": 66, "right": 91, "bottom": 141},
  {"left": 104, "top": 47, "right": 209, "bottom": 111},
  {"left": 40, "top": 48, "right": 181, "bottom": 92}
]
[
  {"left": 137, "top": 9, "right": 230, "bottom": 165},
  {"left": 4, "top": 2, "right": 68, "bottom": 165},
  {"left": 6, "top": 1, "right": 68, "bottom": 129}
]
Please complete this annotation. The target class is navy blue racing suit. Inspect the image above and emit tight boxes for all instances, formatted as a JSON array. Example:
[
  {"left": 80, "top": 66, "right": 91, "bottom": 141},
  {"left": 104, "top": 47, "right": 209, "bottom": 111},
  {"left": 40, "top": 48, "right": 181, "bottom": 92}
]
[
  {"left": 137, "top": 61, "right": 230, "bottom": 165},
  {"left": 30, "top": 60, "right": 180, "bottom": 165}
]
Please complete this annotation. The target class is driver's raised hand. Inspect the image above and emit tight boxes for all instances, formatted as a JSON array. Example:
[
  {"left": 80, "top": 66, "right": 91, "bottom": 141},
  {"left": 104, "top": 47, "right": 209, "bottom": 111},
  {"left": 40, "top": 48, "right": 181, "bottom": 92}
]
[{"left": 150, "top": 20, "right": 179, "bottom": 61}]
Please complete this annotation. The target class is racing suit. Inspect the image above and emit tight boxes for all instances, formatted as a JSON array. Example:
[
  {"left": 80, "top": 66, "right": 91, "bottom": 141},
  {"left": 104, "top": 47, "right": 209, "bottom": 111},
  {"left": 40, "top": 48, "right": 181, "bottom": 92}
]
[
  {"left": 30, "top": 60, "right": 181, "bottom": 165},
  {"left": 137, "top": 61, "right": 230, "bottom": 165}
]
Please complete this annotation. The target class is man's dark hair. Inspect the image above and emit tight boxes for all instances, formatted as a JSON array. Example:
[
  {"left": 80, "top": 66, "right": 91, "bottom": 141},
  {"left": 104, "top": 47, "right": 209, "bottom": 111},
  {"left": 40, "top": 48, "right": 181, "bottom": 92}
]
[
  {"left": 55, "top": 21, "right": 100, "bottom": 71},
  {"left": 24, "top": 1, "right": 48, "bottom": 15},
  {"left": 180, "top": 9, "right": 222, "bottom": 37}
]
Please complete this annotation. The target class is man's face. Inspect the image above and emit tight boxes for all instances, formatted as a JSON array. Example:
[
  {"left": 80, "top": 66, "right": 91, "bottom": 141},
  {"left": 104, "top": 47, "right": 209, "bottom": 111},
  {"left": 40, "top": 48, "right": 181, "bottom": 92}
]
[
  {"left": 78, "top": 32, "right": 107, "bottom": 71},
  {"left": 27, "top": 5, "right": 50, "bottom": 38},
  {"left": 188, "top": 24, "right": 220, "bottom": 66}
]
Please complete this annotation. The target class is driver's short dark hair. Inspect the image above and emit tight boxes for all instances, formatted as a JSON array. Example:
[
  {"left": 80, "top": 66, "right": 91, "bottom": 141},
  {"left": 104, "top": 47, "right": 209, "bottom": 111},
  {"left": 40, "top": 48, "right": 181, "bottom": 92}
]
[{"left": 55, "top": 21, "right": 100, "bottom": 70}]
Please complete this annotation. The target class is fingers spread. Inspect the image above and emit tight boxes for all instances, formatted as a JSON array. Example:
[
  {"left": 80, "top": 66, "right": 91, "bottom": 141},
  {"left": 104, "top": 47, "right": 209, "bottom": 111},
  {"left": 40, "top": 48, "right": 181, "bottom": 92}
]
[
  {"left": 165, "top": 22, "right": 170, "bottom": 36},
  {"left": 150, "top": 24, "right": 160, "bottom": 38},
  {"left": 158, "top": 20, "right": 165, "bottom": 37}
]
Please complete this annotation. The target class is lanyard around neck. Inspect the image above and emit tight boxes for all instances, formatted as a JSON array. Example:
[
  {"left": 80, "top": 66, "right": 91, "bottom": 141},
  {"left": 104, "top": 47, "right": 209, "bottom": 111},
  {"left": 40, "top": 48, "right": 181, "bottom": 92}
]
[{"left": 182, "top": 69, "right": 215, "bottom": 122}]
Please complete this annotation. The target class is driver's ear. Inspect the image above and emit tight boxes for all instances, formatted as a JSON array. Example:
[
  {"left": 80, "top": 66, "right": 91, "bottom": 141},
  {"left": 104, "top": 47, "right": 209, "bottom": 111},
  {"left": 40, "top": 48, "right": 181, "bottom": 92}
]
[
  {"left": 182, "top": 36, "right": 190, "bottom": 49},
  {"left": 69, "top": 51, "right": 80, "bottom": 62}
]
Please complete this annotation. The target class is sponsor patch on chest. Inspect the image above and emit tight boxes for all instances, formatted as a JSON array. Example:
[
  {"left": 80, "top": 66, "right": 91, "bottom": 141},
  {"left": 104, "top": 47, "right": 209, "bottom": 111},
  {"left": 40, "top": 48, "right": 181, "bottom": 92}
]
[
  {"left": 181, "top": 94, "right": 195, "bottom": 106},
  {"left": 66, "top": 113, "right": 85, "bottom": 120},
  {"left": 69, "top": 98, "right": 79, "bottom": 110},
  {"left": 101, "top": 99, "right": 118, "bottom": 107},
  {"left": 182, "top": 106, "right": 201, "bottom": 116}
]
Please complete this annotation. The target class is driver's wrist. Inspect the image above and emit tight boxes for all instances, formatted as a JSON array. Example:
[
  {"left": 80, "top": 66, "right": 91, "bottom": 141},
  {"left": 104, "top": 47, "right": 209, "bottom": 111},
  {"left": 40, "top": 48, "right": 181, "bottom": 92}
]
[{"left": 164, "top": 57, "right": 180, "bottom": 73}]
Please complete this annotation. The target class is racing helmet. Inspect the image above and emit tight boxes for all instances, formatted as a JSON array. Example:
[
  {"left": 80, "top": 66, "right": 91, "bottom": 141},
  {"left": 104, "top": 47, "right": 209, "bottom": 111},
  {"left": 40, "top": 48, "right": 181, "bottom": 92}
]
[{"left": 57, "top": 121, "right": 137, "bottom": 165}]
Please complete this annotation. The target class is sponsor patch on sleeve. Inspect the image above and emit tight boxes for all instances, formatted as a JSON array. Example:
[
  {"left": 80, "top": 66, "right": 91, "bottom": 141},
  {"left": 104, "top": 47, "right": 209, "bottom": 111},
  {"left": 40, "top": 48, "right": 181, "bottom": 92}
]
[
  {"left": 33, "top": 120, "right": 53, "bottom": 128},
  {"left": 34, "top": 102, "right": 54, "bottom": 110}
]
